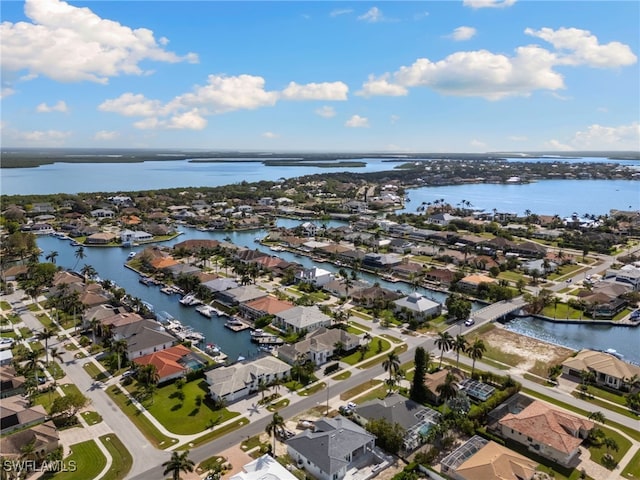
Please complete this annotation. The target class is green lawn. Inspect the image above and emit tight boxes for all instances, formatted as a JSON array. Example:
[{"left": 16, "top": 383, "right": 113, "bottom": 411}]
[
  {"left": 81, "top": 411, "right": 102, "bottom": 425},
  {"left": 346, "top": 325, "right": 365, "bottom": 335},
  {"left": 142, "top": 379, "right": 239, "bottom": 435},
  {"left": 299, "top": 382, "right": 326, "bottom": 396},
  {"left": 341, "top": 338, "right": 391, "bottom": 365},
  {"left": 31, "top": 387, "right": 61, "bottom": 413},
  {"left": 48, "top": 440, "right": 106, "bottom": 480},
  {"left": 267, "top": 398, "right": 290, "bottom": 411},
  {"left": 339, "top": 380, "right": 382, "bottom": 401},
  {"left": 353, "top": 385, "right": 387, "bottom": 403},
  {"left": 585, "top": 385, "right": 628, "bottom": 406},
  {"left": 106, "top": 386, "right": 177, "bottom": 448},
  {"left": 61, "top": 383, "right": 84, "bottom": 398},
  {"left": 349, "top": 321, "right": 371, "bottom": 332},
  {"left": 380, "top": 334, "right": 403, "bottom": 344},
  {"left": 83, "top": 361, "right": 110, "bottom": 381},
  {"left": 571, "top": 391, "right": 638, "bottom": 420},
  {"left": 588, "top": 426, "right": 631, "bottom": 469},
  {"left": 540, "top": 303, "right": 584, "bottom": 320},
  {"left": 99, "top": 434, "right": 133, "bottom": 480},
  {"left": 621, "top": 447, "right": 640, "bottom": 479},
  {"left": 177, "top": 418, "right": 249, "bottom": 450},
  {"left": 332, "top": 371, "right": 352, "bottom": 380},
  {"left": 0, "top": 301, "right": 11, "bottom": 311},
  {"left": 47, "top": 361, "right": 65, "bottom": 380}
]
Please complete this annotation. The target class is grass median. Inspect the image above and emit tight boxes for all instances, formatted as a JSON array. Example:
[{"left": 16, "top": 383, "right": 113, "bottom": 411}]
[{"left": 99, "top": 434, "right": 133, "bottom": 480}]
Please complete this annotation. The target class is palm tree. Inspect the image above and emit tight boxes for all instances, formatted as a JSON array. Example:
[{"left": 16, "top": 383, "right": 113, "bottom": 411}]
[
  {"left": 257, "top": 377, "right": 269, "bottom": 403},
  {"left": 452, "top": 334, "right": 468, "bottom": 370},
  {"left": 436, "top": 371, "right": 458, "bottom": 405},
  {"left": 112, "top": 339, "right": 128, "bottom": 372},
  {"left": 162, "top": 450, "right": 195, "bottom": 480},
  {"left": 382, "top": 351, "right": 400, "bottom": 394},
  {"left": 588, "top": 411, "right": 606, "bottom": 425},
  {"left": 24, "top": 350, "right": 40, "bottom": 385},
  {"left": 45, "top": 251, "right": 58, "bottom": 264},
  {"left": 138, "top": 364, "right": 159, "bottom": 387},
  {"left": 265, "top": 413, "right": 285, "bottom": 456},
  {"left": 38, "top": 327, "right": 55, "bottom": 366},
  {"left": 468, "top": 339, "right": 486, "bottom": 376},
  {"left": 80, "top": 264, "right": 98, "bottom": 282},
  {"left": 89, "top": 317, "right": 101, "bottom": 345},
  {"left": 435, "top": 331, "right": 454, "bottom": 369},
  {"left": 49, "top": 346, "right": 63, "bottom": 366},
  {"left": 72, "top": 245, "right": 85, "bottom": 271}
]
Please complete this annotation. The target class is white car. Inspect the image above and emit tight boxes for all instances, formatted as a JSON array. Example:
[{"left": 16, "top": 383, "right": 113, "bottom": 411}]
[{"left": 464, "top": 318, "right": 475, "bottom": 327}]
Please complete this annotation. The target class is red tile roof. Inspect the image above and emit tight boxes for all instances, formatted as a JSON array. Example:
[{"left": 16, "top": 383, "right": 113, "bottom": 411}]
[{"left": 133, "top": 344, "right": 192, "bottom": 380}]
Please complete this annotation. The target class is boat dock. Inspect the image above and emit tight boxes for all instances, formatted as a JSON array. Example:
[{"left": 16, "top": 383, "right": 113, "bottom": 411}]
[
  {"left": 251, "top": 335, "right": 283, "bottom": 345},
  {"left": 224, "top": 317, "right": 251, "bottom": 332}
]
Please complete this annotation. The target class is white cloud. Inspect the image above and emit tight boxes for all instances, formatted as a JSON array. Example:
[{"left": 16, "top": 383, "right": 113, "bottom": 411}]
[
  {"left": 1, "top": 87, "right": 16, "bottom": 99},
  {"left": 525, "top": 27, "right": 637, "bottom": 68},
  {"left": 413, "top": 11, "right": 429, "bottom": 20},
  {"left": 571, "top": 122, "right": 640, "bottom": 149},
  {"left": 508, "top": 135, "right": 528, "bottom": 142},
  {"left": 280, "top": 81, "right": 348, "bottom": 101},
  {"left": 13, "top": 129, "right": 71, "bottom": 144},
  {"left": 94, "top": 130, "right": 119, "bottom": 141},
  {"left": 358, "top": 7, "right": 384, "bottom": 23},
  {"left": 101, "top": 74, "right": 350, "bottom": 130},
  {"left": 99, "top": 93, "right": 165, "bottom": 117},
  {"left": 166, "top": 110, "right": 207, "bottom": 130},
  {"left": 390, "top": 115, "right": 400, "bottom": 124},
  {"left": 357, "top": 74, "right": 408, "bottom": 97},
  {"left": 262, "top": 131, "right": 279, "bottom": 139},
  {"left": 36, "top": 100, "right": 68, "bottom": 113},
  {"left": 330, "top": 9, "right": 353, "bottom": 17},
  {"left": 345, "top": 115, "right": 369, "bottom": 128},
  {"left": 315, "top": 106, "right": 336, "bottom": 118},
  {"left": 449, "top": 26, "right": 477, "bottom": 41},
  {"left": 545, "top": 139, "right": 574, "bottom": 151},
  {"left": 393, "top": 46, "right": 563, "bottom": 100},
  {"left": 463, "top": 0, "right": 516, "bottom": 9},
  {"left": 0, "top": 0, "right": 198, "bottom": 84},
  {"left": 470, "top": 139, "right": 487, "bottom": 148}
]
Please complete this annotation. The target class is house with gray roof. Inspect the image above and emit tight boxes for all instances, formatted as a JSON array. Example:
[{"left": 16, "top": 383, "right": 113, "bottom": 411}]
[
  {"left": 277, "top": 327, "right": 361, "bottom": 367},
  {"left": 393, "top": 292, "right": 442, "bottom": 322},
  {"left": 202, "top": 277, "right": 239, "bottom": 293},
  {"left": 274, "top": 306, "right": 331, "bottom": 334},
  {"left": 352, "top": 393, "right": 441, "bottom": 453},
  {"left": 205, "top": 356, "right": 291, "bottom": 403},
  {"left": 216, "top": 285, "right": 268, "bottom": 308},
  {"left": 286, "top": 416, "right": 376, "bottom": 480},
  {"left": 112, "top": 319, "right": 176, "bottom": 360}
]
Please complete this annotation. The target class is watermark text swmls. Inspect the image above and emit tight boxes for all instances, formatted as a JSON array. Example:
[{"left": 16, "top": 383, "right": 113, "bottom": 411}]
[{"left": 2, "top": 459, "right": 77, "bottom": 473}]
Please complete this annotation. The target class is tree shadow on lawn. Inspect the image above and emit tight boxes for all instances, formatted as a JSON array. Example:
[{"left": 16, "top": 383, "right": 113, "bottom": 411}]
[{"left": 171, "top": 403, "right": 183, "bottom": 411}]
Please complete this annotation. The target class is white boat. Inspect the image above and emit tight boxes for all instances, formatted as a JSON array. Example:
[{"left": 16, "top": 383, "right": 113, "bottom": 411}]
[
  {"left": 127, "top": 252, "right": 136, "bottom": 260},
  {"left": 179, "top": 294, "right": 201, "bottom": 306},
  {"left": 250, "top": 328, "right": 266, "bottom": 338},
  {"left": 196, "top": 305, "right": 214, "bottom": 318}
]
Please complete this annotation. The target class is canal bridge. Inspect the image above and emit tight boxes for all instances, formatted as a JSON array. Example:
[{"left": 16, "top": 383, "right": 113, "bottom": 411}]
[{"left": 470, "top": 297, "right": 528, "bottom": 323}]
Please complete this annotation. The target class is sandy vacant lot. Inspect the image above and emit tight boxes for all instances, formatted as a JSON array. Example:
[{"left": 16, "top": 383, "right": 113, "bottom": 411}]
[{"left": 478, "top": 325, "right": 575, "bottom": 377}]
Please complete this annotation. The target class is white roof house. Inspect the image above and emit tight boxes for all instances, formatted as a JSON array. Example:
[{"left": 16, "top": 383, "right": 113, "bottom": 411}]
[
  {"left": 205, "top": 356, "right": 291, "bottom": 403},
  {"left": 230, "top": 455, "right": 298, "bottom": 480},
  {"left": 394, "top": 292, "right": 442, "bottom": 320},
  {"left": 274, "top": 306, "right": 332, "bottom": 334}
]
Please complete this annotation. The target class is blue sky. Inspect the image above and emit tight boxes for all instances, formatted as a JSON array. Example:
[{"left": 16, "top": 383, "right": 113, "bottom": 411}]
[{"left": 1, "top": 0, "right": 639, "bottom": 152}]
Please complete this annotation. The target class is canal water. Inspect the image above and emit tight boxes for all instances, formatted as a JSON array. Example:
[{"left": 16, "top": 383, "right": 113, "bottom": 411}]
[{"left": 36, "top": 218, "right": 640, "bottom": 363}]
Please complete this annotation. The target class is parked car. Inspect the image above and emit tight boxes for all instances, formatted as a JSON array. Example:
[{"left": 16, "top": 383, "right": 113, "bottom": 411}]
[{"left": 464, "top": 318, "right": 475, "bottom": 327}]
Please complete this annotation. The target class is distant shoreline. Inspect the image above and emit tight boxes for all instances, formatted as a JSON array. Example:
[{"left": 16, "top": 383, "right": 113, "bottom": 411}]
[{"left": 1, "top": 148, "right": 638, "bottom": 169}]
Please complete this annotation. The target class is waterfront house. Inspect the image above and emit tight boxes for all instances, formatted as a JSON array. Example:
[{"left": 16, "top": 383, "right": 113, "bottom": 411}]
[
  {"left": 165, "top": 263, "right": 202, "bottom": 278},
  {"left": 394, "top": 292, "right": 442, "bottom": 322},
  {"left": 120, "top": 229, "right": 153, "bottom": 244},
  {"left": 391, "top": 261, "right": 423, "bottom": 280},
  {"left": 350, "top": 285, "right": 402, "bottom": 309},
  {"left": 277, "top": 327, "right": 361, "bottom": 367},
  {"left": 112, "top": 319, "right": 176, "bottom": 360},
  {"left": 133, "top": 344, "right": 199, "bottom": 384},
  {"left": 322, "top": 279, "right": 369, "bottom": 299},
  {"left": 498, "top": 400, "right": 593, "bottom": 467},
  {"left": 286, "top": 416, "right": 376, "bottom": 480},
  {"left": 85, "top": 232, "right": 116, "bottom": 245},
  {"left": 295, "top": 267, "right": 334, "bottom": 287},
  {"left": 456, "top": 274, "right": 497, "bottom": 294},
  {"left": 352, "top": 393, "right": 440, "bottom": 453},
  {"left": 362, "top": 252, "right": 403, "bottom": 270},
  {"left": 204, "top": 356, "right": 290, "bottom": 403},
  {"left": 427, "top": 213, "right": 458, "bottom": 226},
  {"left": 510, "top": 241, "right": 547, "bottom": 259},
  {"left": 562, "top": 349, "right": 640, "bottom": 391},
  {"left": 440, "top": 436, "right": 538, "bottom": 480},
  {"left": 603, "top": 265, "right": 640, "bottom": 290},
  {"left": 424, "top": 369, "right": 462, "bottom": 405},
  {"left": 0, "top": 265, "right": 28, "bottom": 282},
  {"left": 173, "top": 239, "right": 220, "bottom": 253},
  {"left": 273, "top": 305, "right": 331, "bottom": 334},
  {"left": 240, "top": 296, "right": 295, "bottom": 322},
  {"left": 522, "top": 259, "right": 558, "bottom": 276},
  {"left": 216, "top": 285, "right": 268, "bottom": 308},
  {"left": 202, "top": 277, "right": 239, "bottom": 294}
]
